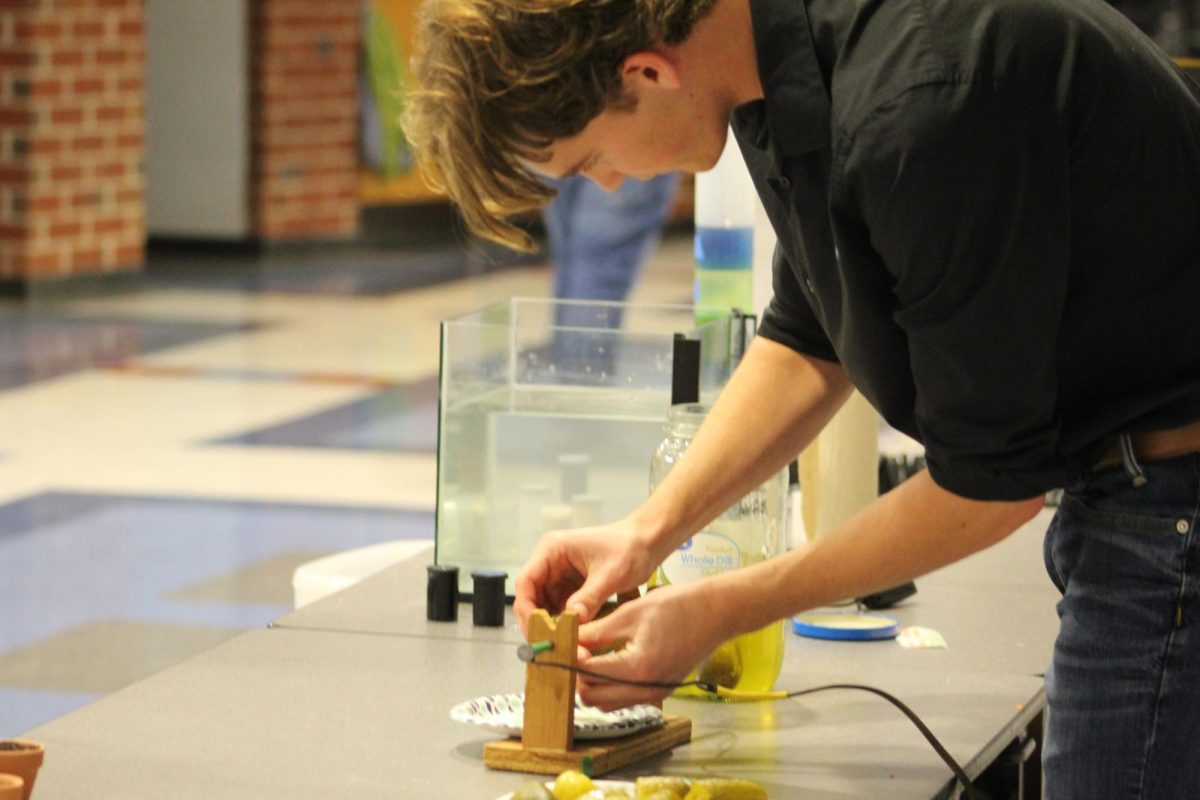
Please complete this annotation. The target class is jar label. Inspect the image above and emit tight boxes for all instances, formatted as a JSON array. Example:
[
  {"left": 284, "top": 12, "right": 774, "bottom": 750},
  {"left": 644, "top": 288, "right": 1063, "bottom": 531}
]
[{"left": 660, "top": 531, "right": 742, "bottom": 584}]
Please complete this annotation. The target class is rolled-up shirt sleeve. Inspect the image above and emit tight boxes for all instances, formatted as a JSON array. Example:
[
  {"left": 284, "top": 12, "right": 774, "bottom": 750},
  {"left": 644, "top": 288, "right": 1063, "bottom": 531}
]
[{"left": 837, "top": 81, "right": 1076, "bottom": 499}]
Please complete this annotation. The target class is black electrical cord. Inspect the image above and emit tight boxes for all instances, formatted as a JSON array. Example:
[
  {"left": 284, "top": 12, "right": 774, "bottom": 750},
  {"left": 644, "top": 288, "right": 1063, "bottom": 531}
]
[{"left": 524, "top": 657, "right": 990, "bottom": 800}]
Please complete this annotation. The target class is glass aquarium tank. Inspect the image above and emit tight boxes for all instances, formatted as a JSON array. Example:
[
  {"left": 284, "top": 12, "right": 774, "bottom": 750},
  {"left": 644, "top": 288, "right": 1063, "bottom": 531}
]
[{"left": 436, "top": 298, "right": 750, "bottom": 596}]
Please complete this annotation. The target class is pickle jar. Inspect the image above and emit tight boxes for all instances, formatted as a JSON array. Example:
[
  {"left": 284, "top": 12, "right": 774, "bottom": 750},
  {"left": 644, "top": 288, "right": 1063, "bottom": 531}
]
[{"left": 648, "top": 403, "right": 787, "bottom": 696}]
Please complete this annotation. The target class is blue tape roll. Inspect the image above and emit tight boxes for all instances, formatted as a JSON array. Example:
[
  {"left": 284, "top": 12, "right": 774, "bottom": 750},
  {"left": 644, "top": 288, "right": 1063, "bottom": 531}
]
[{"left": 792, "top": 612, "right": 900, "bottom": 641}]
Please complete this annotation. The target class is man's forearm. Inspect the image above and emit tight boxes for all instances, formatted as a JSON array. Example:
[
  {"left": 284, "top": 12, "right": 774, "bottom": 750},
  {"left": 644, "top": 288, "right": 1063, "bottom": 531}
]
[
  {"left": 702, "top": 470, "right": 1046, "bottom": 635},
  {"left": 630, "top": 336, "right": 853, "bottom": 562}
]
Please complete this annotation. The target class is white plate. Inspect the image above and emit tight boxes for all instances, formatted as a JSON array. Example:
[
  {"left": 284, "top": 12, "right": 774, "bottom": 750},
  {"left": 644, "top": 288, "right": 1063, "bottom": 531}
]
[
  {"left": 496, "top": 779, "right": 635, "bottom": 799},
  {"left": 450, "top": 692, "right": 663, "bottom": 740}
]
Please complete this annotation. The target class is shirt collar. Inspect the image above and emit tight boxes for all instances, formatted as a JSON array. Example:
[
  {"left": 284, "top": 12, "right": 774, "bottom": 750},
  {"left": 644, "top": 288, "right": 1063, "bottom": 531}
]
[{"left": 747, "top": 0, "right": 831, "bottom": 156}]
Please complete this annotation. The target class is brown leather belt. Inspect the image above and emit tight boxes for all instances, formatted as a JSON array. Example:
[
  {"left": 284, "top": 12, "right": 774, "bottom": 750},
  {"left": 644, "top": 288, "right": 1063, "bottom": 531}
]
[{"left": 1093, "top": 420, "right": 1200, "bottom": 470}]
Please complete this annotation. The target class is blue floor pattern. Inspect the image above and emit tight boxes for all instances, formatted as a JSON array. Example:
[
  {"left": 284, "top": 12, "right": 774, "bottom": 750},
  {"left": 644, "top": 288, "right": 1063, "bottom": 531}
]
[
  {"left": 0, "top": 311, "right": 260, "bottom": 390},
  {"left": 0, "top": 491, "right": 433, "bottom": 736},
  {"left": 141, "top": 241, "right": 543, "bottom": 296},
  {"left": 0, "top": 235, "right": 539, "bottom": 739},
  {"left": 216, "top": 376, "right": 439, "bottom": 452}
]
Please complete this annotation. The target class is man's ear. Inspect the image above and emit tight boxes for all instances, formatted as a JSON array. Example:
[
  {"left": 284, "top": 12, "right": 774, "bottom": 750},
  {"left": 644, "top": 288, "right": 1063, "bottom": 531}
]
[{"left": 620, "top": 51, "right": 681, "bottom": 90}]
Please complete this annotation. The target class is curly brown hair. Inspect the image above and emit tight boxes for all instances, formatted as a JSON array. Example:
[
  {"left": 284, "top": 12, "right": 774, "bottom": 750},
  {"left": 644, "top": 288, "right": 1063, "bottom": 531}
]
[{"left": 401, "top": 0, "right": 716, "bottom": 250}]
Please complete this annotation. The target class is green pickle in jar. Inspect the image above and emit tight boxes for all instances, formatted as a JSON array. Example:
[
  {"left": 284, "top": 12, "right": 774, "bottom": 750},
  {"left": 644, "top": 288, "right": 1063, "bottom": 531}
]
[{"left": 648, "top": 404, "right": 788, "bottom": 698}]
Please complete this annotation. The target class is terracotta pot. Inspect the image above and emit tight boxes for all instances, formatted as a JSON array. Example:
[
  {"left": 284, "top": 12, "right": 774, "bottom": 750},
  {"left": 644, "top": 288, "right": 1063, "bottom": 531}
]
[
  {"left": 0, "top": 774, "right": 23, "bottom": 800},
  {"left": 0, "top": 740, "right": 43, "bottom": 800}
]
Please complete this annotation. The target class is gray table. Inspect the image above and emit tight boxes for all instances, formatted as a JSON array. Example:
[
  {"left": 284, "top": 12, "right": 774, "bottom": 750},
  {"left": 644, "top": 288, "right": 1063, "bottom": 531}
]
[
  {"left": 272, "top": 540, "right": 531, "bottom": 645},
  {"left": 788, "top": 509, "right": 1061, "bottom": 678},
  {"left": 22, "top": 511, "right": 1061, "bottom": 798},
  {"left": 23, "top": 628, "right": 1044, "bottom": 799},
  {"left": 272, "top": 511, "right": 1062, "bottom": 677}
]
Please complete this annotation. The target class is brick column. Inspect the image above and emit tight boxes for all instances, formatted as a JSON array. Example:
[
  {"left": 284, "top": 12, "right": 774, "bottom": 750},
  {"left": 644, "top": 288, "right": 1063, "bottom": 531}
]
[
  {"left": 250, "top": 0, "right": 361, "bottom": 241},
  {"left": 0, "top": 0, "right": 145, "bottom": 288}
]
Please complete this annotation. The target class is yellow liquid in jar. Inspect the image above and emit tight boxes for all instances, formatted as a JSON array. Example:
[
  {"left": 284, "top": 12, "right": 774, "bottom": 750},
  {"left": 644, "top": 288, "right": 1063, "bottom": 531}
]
[
  {"left": 673, "top": 619, "right": 785, "bottom": 699},
  {"left": 648, "top": 558, "right": 785, "bottom": 699}
]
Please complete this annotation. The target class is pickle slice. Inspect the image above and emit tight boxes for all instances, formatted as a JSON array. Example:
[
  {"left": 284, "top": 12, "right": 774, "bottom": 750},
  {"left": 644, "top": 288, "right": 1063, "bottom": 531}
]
[
  {"left": 635, "top": 776, "right": 691, "bottom": 798},
  {"left": 692, "top": 778, "right": 769, "bottom": 799},
  {"left": 697, "top": 641, "right": 743, "bottom": 689}
]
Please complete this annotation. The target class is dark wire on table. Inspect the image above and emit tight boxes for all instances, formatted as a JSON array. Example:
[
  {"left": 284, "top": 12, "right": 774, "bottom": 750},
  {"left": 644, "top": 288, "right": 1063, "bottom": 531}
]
[{"left": 523, "top": 656, "right": 990, "bottom": 800}]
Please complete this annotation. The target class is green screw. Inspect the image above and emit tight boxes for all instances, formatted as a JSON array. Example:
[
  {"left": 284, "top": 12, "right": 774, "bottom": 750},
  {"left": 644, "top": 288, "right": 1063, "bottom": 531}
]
[{"left": 516, "top": 640, "right": 554, "bottom": 662}]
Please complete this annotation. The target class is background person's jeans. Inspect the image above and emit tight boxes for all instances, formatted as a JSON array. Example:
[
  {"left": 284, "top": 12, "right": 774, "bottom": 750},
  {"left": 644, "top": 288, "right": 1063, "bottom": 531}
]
[
  {"left": 1043, "top": 452, "right": 1200, "bottom": 798},
  {"left": 545, "top": 173, "right": 680, "bottom": 311},
  {"left": 542, "top": 173, "right": 680, "bottom": 381}
]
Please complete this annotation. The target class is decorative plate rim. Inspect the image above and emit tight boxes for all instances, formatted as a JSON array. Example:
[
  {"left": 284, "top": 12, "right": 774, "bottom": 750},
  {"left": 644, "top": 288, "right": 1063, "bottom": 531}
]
[{"left": 450, "top": 691, "right": 663, "bottom": 740}]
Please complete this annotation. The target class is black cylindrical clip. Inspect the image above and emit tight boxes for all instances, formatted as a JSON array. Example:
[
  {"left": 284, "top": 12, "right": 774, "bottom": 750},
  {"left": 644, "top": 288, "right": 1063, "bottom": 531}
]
[
  {"left": 471, "top": 569, "right": 508, "bottom": 627},
  {"left": 426, "top": 564, "right": 459, "bottom": 622}
]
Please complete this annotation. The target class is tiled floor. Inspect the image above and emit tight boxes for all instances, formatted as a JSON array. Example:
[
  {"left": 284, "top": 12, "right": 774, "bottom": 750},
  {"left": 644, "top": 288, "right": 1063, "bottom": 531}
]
[{"left": 0, "top": 228, "right": 698, "bottom": 737}]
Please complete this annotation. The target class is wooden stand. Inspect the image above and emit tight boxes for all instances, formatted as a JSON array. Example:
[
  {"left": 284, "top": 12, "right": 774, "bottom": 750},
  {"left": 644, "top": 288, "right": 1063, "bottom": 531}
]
[{"left": 482, "top": 610, "right": 692, "bottom": 777}]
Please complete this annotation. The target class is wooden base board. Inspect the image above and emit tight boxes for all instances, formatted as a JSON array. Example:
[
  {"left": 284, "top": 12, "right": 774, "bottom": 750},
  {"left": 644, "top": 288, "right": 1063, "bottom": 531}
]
[{"left": 483, "top": 715, "right": 692, "bottom": 777}]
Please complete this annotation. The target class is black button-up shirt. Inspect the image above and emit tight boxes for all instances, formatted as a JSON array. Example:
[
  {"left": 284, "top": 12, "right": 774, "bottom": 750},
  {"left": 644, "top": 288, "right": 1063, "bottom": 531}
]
[{"left": 741, "top": 0, "right": 1200, "bottom": 500}]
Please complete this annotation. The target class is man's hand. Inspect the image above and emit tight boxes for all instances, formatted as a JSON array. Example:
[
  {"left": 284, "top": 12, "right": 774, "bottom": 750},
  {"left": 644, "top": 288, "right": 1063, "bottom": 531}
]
[
  {"left": 513, "top": 518, "right": 659, "bottom": 636},
  {"left": 573, "top": 582, "right": 727, "bottom": 710}
]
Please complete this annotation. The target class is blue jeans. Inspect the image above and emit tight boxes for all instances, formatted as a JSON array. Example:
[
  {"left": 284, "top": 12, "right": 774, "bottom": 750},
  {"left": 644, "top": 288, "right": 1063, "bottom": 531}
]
[
  {"left": 542, "top": 173, "right": 679, "bottom": 380},
  {"left": 544, "top": 173, "right": 680, "bottom": 307},
  {"left": 1043, "top": 452, "right": 1200, "bottom": 799}
]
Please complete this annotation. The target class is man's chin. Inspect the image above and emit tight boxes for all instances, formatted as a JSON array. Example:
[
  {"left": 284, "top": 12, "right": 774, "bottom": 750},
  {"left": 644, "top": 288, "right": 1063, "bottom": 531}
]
[
  {"left": 699, "top": 128, "right": 733, "bottom": 172},
  {"left": 695, "top": 151, "right": 724, "bottom": 173}
]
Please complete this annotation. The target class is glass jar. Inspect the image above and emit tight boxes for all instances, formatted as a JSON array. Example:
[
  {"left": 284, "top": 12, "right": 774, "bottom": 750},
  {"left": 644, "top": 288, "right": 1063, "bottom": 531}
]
[{"left": 648, "top": 403, "right": 787, "bottom": 696}]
